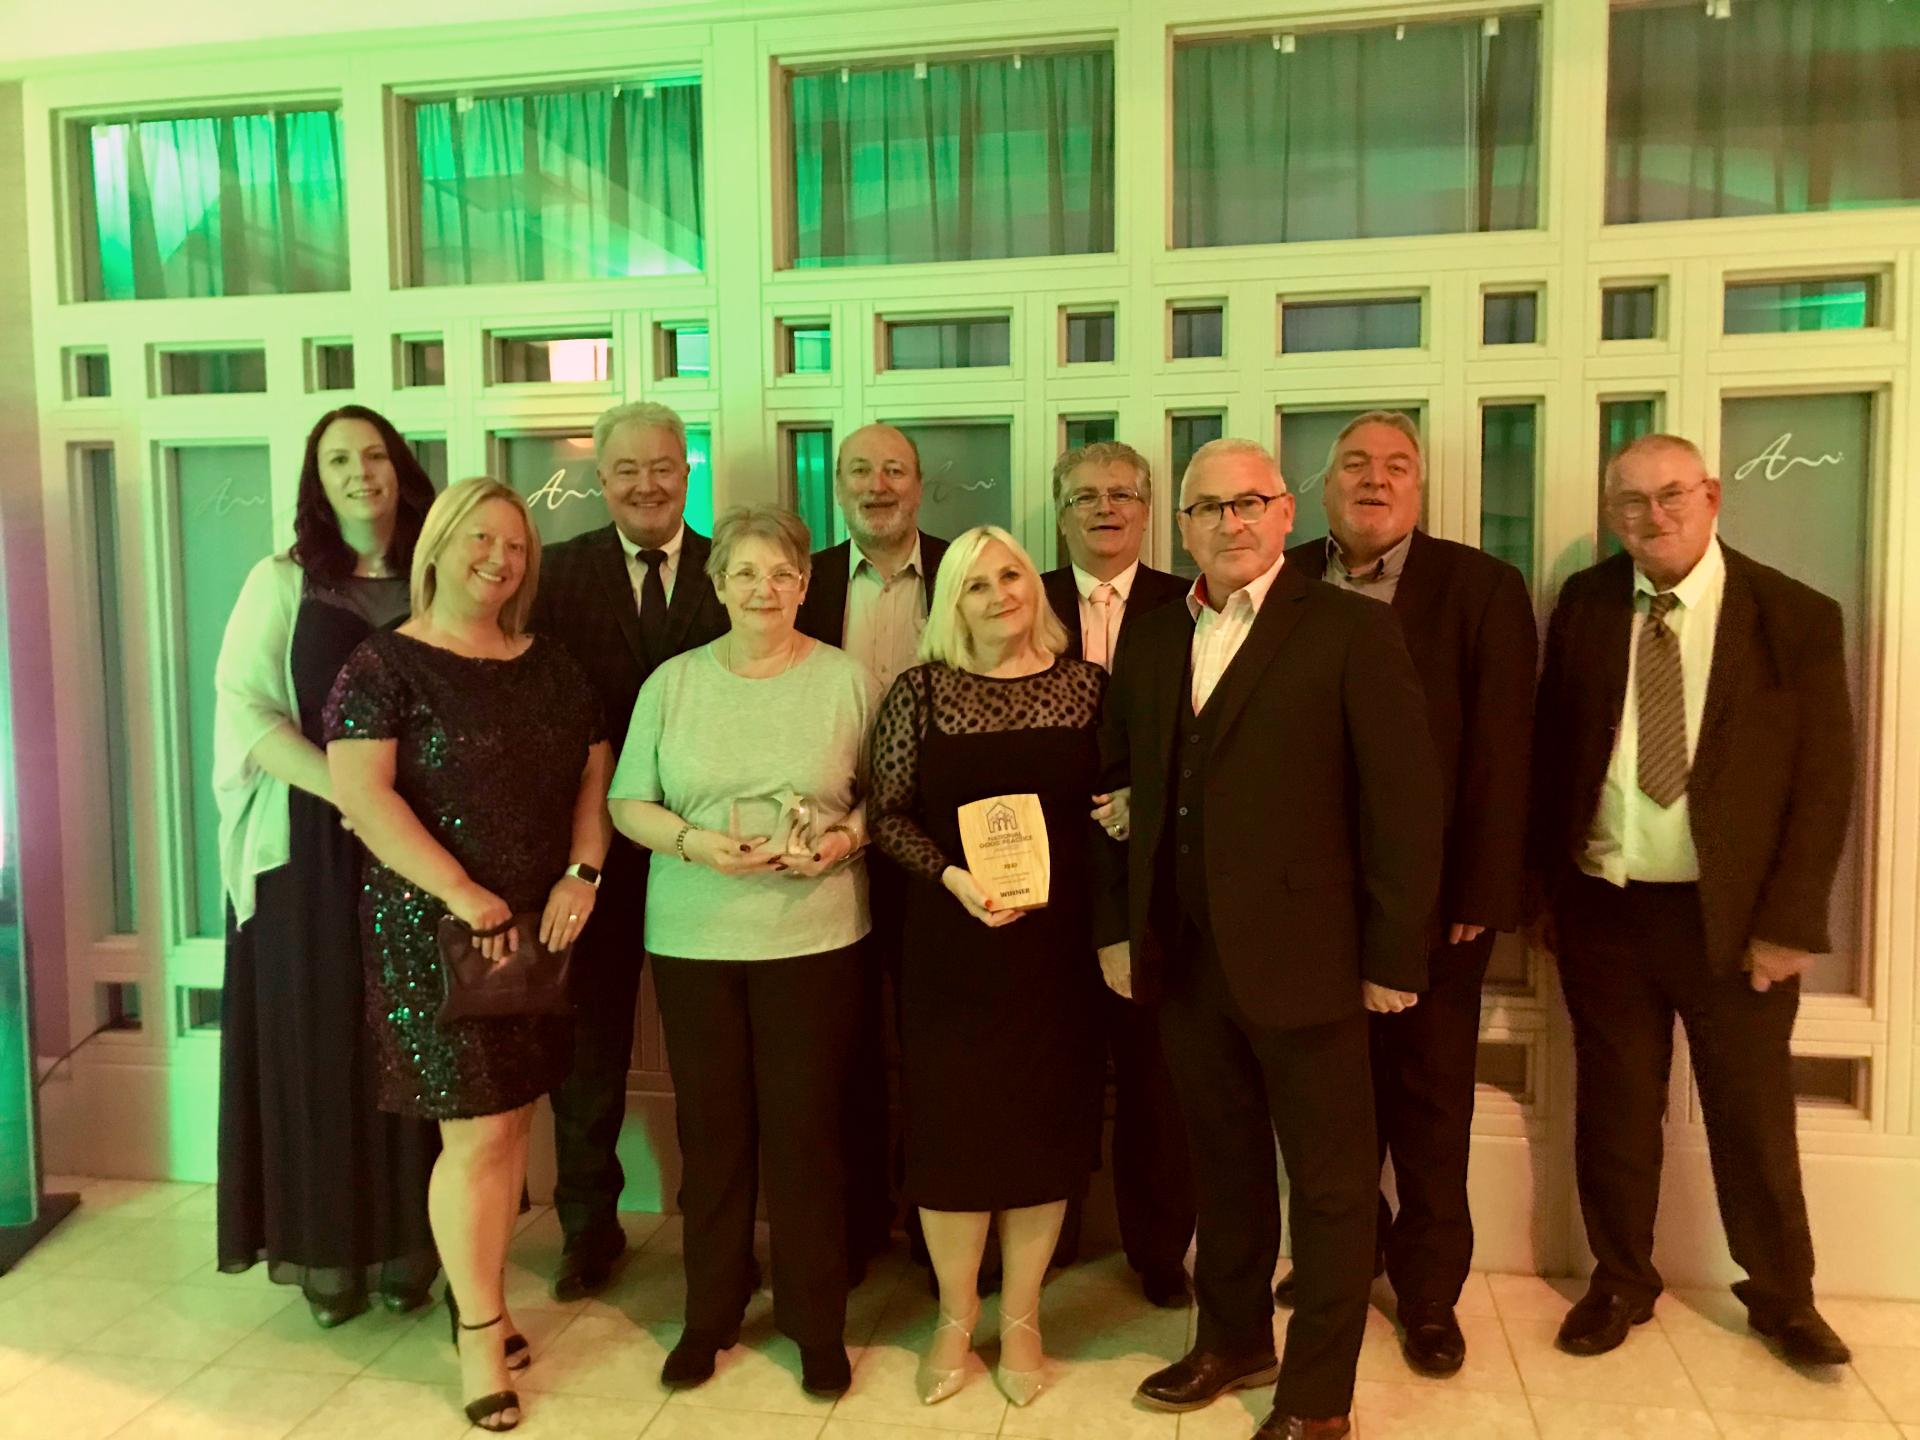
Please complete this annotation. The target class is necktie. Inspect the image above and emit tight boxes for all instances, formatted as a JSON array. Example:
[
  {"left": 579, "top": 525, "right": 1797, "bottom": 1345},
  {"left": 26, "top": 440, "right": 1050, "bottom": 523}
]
[
  {"left": 1087, "top": 583, "right": 1117, "bottom": 671},
  {"left": 637, "top": 549, "right": 669, "bottom": 664},
  {"left": 1637, "top": 591, "right": 1688, "bottom": 807}
]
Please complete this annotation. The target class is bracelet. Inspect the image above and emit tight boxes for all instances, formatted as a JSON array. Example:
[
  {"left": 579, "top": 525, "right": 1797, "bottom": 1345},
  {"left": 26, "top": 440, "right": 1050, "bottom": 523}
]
[{"left": 674, "top": 824, "right": 694, "bottom": 862}]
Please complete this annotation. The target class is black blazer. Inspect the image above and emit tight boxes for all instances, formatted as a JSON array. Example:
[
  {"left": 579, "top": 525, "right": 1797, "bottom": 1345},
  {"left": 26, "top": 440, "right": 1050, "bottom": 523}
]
[
  {"left": 1041, "top": 562, "right": 1191, "bottom": 663},
  {"left": 1094, "top": 564, "right": 1445, "bottom": 1030},
  {"left": 1289, "top": 531, "right": 1537, "bottom": 932},
  {"left": 529, "top": 524, "right": 729, "bottom": 761},
  {"left": 1530, "top": 546, "right": 1854, "bottom": 973},
  {"left": 796, "top": 532, "right": 950, "bottom": 645}
]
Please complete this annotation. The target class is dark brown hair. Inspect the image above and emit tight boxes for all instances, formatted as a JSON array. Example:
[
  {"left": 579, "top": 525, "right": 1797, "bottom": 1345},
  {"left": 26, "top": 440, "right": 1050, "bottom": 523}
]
[{"left": 290, "top": 405, "right": 438, "bottom": 582}]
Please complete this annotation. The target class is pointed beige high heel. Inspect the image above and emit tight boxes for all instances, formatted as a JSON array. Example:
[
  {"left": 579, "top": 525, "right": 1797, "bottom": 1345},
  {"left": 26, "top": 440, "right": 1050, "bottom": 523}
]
[
  {"left": 996, "top": 1306, "right": 1047, "bottom": 1406},
  {"left": 917, "top": 1301, "right": 980, "bottom": 1405}
]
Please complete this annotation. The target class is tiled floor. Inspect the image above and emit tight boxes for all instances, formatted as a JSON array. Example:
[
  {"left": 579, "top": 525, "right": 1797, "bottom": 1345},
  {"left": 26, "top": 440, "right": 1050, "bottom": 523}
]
[{"left": 4, "top": 1178, "right": 1918, "bottom": 1439}]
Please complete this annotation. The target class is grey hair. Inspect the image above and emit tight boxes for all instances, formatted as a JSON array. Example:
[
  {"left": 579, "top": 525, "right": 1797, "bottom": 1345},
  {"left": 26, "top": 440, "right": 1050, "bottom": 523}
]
[
  {"left": 705, "top": 504, "right": 814, "bottom": 582},
  {"left": 1326, "top": 410, "right": 1425, "bottom": 480},
  {"left": 1604, "top": 432, "right": 1707, "bottom": 491},
  {"left": 1181, "top": 438, "right": 1288, "bottom": 498},
  {"left": 1052, "top": 440, "right": 1153, "bottom": 506},
  {"left": 593, "top": 401, "right": 687, "bottom": 462}
]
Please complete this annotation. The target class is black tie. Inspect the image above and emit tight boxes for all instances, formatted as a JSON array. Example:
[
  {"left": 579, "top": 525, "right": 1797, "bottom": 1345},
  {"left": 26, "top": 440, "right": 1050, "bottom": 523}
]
[{"left": 637, "top": 549, "right": 669, "bottom": 664}]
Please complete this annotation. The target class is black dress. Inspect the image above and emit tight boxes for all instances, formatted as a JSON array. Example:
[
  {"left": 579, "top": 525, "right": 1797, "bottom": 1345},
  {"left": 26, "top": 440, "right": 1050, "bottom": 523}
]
[
  {"left": 323, "top": 631, "right": 602, "bottom": 1120},
  {"left": 218, "top": 575, "right": 439, "bottom": 1305},
  {"left": 869, "top": 659, "right": 1107, "bottom": 1211}
]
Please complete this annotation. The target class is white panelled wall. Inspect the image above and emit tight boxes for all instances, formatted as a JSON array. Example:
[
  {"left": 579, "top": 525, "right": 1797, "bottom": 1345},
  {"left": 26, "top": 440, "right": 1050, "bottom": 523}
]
[{"left": 11, "top": 0, "right": 1920, "bottom": 1296}]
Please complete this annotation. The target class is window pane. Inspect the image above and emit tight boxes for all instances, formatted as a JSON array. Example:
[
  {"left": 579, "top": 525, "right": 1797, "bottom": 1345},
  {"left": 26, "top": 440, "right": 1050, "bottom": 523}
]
[
  {"left": 1063, "top": 416, "right": 1117, "bottom": 451},
  {"left": 504, "top": 432, "right": 604, "bottom": 545},
  {"left": 1597, "top": 397, "right": 1659, "bottom": 557},
  {"left": 1065, "top": 312, "right": 1115, "bottom": 364},
  {"left": 409, "top": 80, "right": 704, "bottom": 285},
  {"left": 82, "top": 448, "right": 136, "bottom": 934},
  {"left": 66, "top": 349, "right": 111, "bottom": 399},
  {"left": 158, "top": 348, "right": 267, "bottom": 396},
  {"left": 1724, "top": 276, "right": 1878, "bottom": 334},
  {"left": 1168, "top": 412, "right": 1225, "bottom": 577},
  {"left": 1281, "top": 298, "right": 1422, "bottom": 354},
  {"left": 784, "top": 323, "right": 832, "bottom": 374},
  {"left": 400, "top": 337, "right": 445, "bottom": 388},
  {"left": 1280, "top": 405, "right": 1427, "bottom": 549},
  {"left": 1174, "top": 12, "right": 1541, "bottom": 247},
  {"left": 78, "top": 107, "right": 347, "bottom": 301},
  {"left": 785, "top": 425, "right": 844, "bottom": 547},
  {"left": 1721, "top": 391, "right": 1872, "bottom": 995},
  {"left": 665, "top": 325, "right": 710, "bottom": 379},
  {"left": 1483, "top": 291, "right": 1539, "bottom": 345},
  {"left": 887, "top": 319, "right": 1010, "bottom": 370},
  {"left": 405, "top": 437, "right": 448, "bottom": 491},
  {"left": 310, "top": 342, "right": 354, "bottom": 392},
  {"left": 493, "top": 333, "right": 612, "bottom": 384},
  {"left": 1607, "top": 0, "right": 1920, "bottom": 223},
  {"left": 1602, "top": 286, "right": 1659, "bottom": 341},
  {"left": 1171, "top": 307, "right": 1223, "bottom": 359},
  {"left": 685, "top": 425, "right": 714, "bottom": 538},
  {"left": 1481, "top": 403, "right": 1537, "bottom": 586},
  {"left": 790, "top": 49, "right": 1113, "bottom": 268},
  {"left": 179, "top": 986, "right": 223, "bottom": 1035},
  {"left": 893, "top": 421, "right": 1013, "bottom": 536},
  {"left": 171, "top": 444, "right": 273, "bottom": 938}
]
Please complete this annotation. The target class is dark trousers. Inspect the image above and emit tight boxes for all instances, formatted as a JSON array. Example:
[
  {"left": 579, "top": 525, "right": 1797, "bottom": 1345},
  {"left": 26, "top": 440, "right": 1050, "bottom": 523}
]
[
  {"left": 1370, "top": 929, "right": 1493, "bottom": 1307},
  {"left": 1556, "top": 874, "right": 1814, "bottom": 1320},
  {"left": 843, "top": 865, "right": 905, "bottom": 1262},
  {"left": 653, "top": 945, "right": 863, "bottom": 1348},
  {"left": 1158, "top": 927, "right": 1377, "bottom": 1420},
  {"left": 549, "top": 838, "right": 648, "bottom": 1251}
]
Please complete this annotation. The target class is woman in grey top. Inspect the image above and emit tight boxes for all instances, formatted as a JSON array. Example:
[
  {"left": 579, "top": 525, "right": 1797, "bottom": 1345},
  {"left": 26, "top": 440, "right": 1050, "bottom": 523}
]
[{"left": 610, "top": 504, "right": 878, "bottom": 1401}]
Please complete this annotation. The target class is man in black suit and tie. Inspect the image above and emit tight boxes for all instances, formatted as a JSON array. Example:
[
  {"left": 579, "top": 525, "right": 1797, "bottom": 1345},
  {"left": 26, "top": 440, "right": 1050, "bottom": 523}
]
[
  {"left": 1280, "top": 413, "right": 1537, "bottom": 1378},
  {"left": 794, "top": 422, "right": 948, "bottom": 1276},
  {"left": 1038, "top": 440, "right": 1194, "bottom": 1307},
  {"left": 1099, "top": 438, "right": 1443, "bottom": 1440},
  {"left": 1532, "top": 433, "right": 1855, "bottom": 1368},
  {"left": 532, "top": 400, "right": 728, "bottom": 1301}
]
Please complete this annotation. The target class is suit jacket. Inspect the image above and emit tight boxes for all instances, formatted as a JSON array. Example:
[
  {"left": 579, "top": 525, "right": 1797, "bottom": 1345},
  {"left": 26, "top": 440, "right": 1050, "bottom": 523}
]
[
  {"left": 1094, "top": 564, "right": 1445, "bottom": 1030},
  {"left": 795, "top": 532, "right": 950, "bottom": 646},
  {"left": 1530, "top": 546, "right": 1854, "bottom": 973},
  {"left": 1289, "top": 531, "right": 1538, "bottom": 932},
  {"left": 1041, "top": 561, "right": 1191, "bottom": 663},
  {"left": 529, "top": 523, "right": 729, "bottom": 762}
]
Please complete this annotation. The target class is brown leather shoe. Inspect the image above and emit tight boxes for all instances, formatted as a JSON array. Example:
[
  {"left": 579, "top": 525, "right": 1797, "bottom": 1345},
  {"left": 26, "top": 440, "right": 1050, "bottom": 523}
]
[
  {"left": 1135, "top": 1347, "right": 1280, "bottom": 1412},
  {"left": 1253, "top": 1413, "right": 1351, "bottom": 1439},
  {"left": 1555, "top": 1290, "right": 1654, "bottom": 1356},
  {"left": 1751, "top": 1305, "right": 1851, "bottom": 1366}
]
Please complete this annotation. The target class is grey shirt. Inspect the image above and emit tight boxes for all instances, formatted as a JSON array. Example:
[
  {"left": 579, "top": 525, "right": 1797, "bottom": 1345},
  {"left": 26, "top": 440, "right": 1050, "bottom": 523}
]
[
  {"left": 1322, "top": 529, "right": 1415, "bottom": 605},
  {"left": 610, "top": 639, "right": 879, "bottom": 960}
]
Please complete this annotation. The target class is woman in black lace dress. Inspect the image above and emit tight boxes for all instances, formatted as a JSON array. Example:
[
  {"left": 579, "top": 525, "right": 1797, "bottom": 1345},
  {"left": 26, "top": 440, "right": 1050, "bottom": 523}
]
[
  {"left": 326, "top": 478, "right": 612, "bottom": 1434},
  {"left": 213, "top": 406, "right": 440, "bottom": 1328},
  {"left": 869, "top": 525, "right": 1107, "bottom": 1410}
]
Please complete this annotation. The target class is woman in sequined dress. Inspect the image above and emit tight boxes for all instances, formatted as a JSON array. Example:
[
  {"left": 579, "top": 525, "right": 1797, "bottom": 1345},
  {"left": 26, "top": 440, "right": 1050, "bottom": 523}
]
[
  {"left": 326, "top": 478, "right": 612, "bottom": 1434},
  {"left": 213, "top": 405, "right": 441, "bottom": 1329}
]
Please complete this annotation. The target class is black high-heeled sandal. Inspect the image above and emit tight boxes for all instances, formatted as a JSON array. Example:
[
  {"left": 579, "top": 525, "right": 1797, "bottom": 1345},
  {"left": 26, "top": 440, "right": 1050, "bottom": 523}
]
[
  {"left": 453, "top": 1311, "right": 521, "bottom": 1432},
  {"left": 446, "top": 1289, "right": 529, "bottom": 1370}
]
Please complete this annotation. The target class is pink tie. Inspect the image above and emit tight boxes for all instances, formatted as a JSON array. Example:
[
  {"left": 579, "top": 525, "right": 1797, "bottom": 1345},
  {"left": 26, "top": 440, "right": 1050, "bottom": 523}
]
[{"left": 1087, "top": 584, "right": 1116, "bottom": 670}]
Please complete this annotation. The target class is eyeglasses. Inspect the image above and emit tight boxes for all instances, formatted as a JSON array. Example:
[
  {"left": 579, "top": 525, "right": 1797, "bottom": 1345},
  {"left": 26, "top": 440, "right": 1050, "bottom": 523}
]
[
  {"left": 1061, "top": 488, "right": 1145, "bottom": 512},
  {"left": 724, "top": 566, "right": 804, "bottom": 591},
  {"left": 1177, "top": 492, "right": 1288, "bottom": 528},
  {"left": 1607, "top": 482, "right": 1704, "bottom": 522}
]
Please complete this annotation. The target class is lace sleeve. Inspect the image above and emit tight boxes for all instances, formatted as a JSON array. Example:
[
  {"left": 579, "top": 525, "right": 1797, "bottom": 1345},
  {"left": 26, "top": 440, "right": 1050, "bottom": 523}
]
[{"left": 868, "top": 666, "right": 950, "bottom": 881}]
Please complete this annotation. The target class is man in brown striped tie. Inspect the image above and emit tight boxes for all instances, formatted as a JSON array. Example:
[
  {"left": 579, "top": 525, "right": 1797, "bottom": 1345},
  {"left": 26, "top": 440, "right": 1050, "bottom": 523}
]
[{"left": 1529, "top": 433, "right": 1855, "bottom": 1370}]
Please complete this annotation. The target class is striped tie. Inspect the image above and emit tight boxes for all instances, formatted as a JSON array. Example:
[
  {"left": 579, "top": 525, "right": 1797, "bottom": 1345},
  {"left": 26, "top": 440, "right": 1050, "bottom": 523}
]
[{"left": 1637, "top": 591, "right": 1688, "bottom": 808}]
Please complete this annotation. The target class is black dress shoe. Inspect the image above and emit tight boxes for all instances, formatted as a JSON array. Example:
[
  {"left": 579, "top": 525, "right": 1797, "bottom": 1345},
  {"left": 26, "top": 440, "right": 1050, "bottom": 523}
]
[
  {"left": 553, "top": 1233, "right": 627, "bottom": 1302},
  {"left": 378, "top": 1286, "right": 433, "bottom": 1315},
  {"left": 1751, "top": 1305, "right": 1852, "bottom": 1366},
  {"left": 1274, "top": 1250, "right": 1383, "bottom": 1308},
  {"left": 1398, "top": 1300, "right": 1466, "bottom": 1376},
  {"left": 1136, "top": 1347, "right": 1280, "bottom": 1413},
  {"left": 1253, "top": 1413, "right": 1350, "bottom": 1439},
  {"left": 799, "top": 1343, "right": 853, "bottom": 1396},
  {"left": 305, "top": 1291, "right": 367, "bottom": 1329},
  {"left": 660, "top": 1331, "right": 735, "bottom": 1389},
  {"left": 1140, "top": 1265, "right": 1192, "bottom": 1309},
  {"left": 1555, "top": 1290, "right": 1654, "bottom": 1356}
]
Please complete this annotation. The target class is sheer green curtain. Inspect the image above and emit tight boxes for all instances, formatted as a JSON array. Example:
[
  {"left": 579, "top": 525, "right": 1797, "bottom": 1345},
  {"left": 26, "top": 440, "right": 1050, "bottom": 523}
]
[
  {"left": 1607, "top": 0, "right": 1920, "bottom": 223},
  {"left": 80, "top": 108, "right": 346, "bottom": 300},
  {"left": 411, "top": 81, "right": 704, "bottom": 285},
  {"left": 1173, "top": 14, "right": 1540, "bottom": 247},
  {"left": 788, "top": 49, "right": 1114, "bottom": 267}
]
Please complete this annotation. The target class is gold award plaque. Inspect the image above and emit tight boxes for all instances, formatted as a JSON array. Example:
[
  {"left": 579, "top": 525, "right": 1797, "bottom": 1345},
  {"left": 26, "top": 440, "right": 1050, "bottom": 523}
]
[{"left": 957, "top": 792, "right": 1051, "bottom": 910}]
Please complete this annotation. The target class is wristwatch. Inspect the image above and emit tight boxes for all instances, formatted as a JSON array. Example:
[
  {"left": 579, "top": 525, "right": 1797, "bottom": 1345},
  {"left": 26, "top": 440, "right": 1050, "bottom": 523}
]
[{"left": 565, "top": 862, "right": 603, "bottom": 888}]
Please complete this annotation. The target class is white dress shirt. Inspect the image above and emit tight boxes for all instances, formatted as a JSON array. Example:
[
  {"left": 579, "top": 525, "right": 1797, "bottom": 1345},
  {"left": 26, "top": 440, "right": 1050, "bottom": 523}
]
[
  {"left": 1187, "top": 552, "right": 1287, "bottom": 714},
  {"left": 1074, "top": 560, "right": 1139, "bottom": 671},
  {"left": 616, "top": 521, "right": 684, "bottom": 615},
  {"left": 843, "top": 536, "right": 928, "bottom": 693},
  {"left": 1582, "top": 537, "right": 1727, "bottom": 885}
]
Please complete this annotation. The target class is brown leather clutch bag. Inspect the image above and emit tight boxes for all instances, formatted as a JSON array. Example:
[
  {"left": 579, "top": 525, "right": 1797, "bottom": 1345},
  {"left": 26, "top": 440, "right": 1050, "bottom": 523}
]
[{"left": 435, "top": 912, "right": 573, "bottom": 1025}]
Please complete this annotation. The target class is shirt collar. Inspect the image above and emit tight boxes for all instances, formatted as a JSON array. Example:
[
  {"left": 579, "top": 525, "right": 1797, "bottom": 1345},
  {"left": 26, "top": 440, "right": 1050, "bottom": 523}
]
[
  {"left": 617, "top": 522, "right": 685, "bottom": 568},
  {"left": 1633, "top": 533, "right": 1724, "bottom": 610},
  {"left": 1326, "top": 528, "right": 1414, "bottom": 587},
  {"left": 851, "top": 535, "right": 924, "bottom": 584},
  {"left": 1187, "top": 550, "right": 1286, "bottom": 620},
  {"left": 1072, "top": 560, "right": 1139, "bottom": 602}
]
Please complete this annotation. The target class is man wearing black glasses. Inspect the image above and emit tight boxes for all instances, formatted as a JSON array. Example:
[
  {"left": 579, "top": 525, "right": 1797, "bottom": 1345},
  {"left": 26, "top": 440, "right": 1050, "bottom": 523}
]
[
  {"left": 1039, "top": 441, "right": 1193, "bottom": 1308},
  {"left": 1096, "top": 438, "right": 1442, "bottom": 1440}
]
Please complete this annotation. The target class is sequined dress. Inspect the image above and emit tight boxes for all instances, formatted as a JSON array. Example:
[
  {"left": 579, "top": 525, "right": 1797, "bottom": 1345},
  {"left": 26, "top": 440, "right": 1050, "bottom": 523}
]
[
  {"left": 324, "top": 631, "right": 603, "bottom": 1120},
  {"left": 869, "top": 659, "right": 1108, "bottom": 1210}
]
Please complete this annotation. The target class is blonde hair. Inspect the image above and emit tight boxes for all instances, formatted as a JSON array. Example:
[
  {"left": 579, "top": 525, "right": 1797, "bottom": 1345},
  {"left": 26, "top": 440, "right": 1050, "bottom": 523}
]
[
  {"left": 593, "top": 400, "right": 686, "bottom": 461},
  {"left": 706, "top": 504, "right": 814, "bottom": 582},
  {"left": 410, "top": 476, "right": 542, "bottom": 637},
  {"left": 919, "top": 525, "right": 1068, "bottom": 671},
  {"left": 1052, "top": 440, "right": 1153, "bottom": 505}
]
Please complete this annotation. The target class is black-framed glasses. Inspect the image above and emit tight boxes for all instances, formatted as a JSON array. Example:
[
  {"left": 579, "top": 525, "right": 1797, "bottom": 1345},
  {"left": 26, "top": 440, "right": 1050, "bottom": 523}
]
[
  {"left": 1061, "top": 487, "right": 1145, "bottom": 511},
  {"left": 1178, "top": 492, "right": 1287, "bottom": 528}
]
